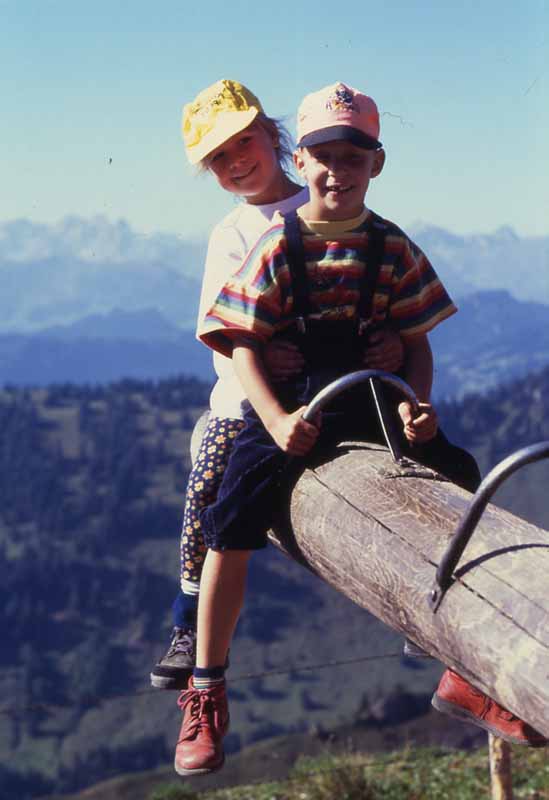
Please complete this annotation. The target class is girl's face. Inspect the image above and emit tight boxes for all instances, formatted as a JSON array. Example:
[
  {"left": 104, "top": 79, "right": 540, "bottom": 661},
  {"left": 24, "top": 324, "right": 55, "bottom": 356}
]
[{"left": 206, "top": 122, "right": 284, "bottom": 205}]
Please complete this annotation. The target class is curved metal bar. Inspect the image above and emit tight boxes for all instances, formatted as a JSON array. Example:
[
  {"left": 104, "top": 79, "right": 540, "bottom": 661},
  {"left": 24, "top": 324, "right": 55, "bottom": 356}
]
[
  {"left": 302, "top": 370, "right": 419, "bottom": 422},
  {"left": 429, "top": 440, "right": 549, "bottom": 612}
]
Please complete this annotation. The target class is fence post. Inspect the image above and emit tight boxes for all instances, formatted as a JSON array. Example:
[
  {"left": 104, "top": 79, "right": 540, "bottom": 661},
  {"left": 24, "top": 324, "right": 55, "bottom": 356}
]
[{"left": 489, "top": 734, "right": 513, "bottom": 800}]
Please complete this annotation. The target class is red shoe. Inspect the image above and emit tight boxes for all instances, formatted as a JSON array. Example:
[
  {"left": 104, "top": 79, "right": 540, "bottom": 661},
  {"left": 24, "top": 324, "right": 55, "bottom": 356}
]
[
  {"left": 174, "top": 677, "right": 230, "bottom": 775},
  {"left": 432, "top": 669, "right": 547, "bottom": 747}
]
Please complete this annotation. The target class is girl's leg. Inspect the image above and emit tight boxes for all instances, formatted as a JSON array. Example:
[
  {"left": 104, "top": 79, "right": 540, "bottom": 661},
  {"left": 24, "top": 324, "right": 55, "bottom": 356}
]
[
  {"left": 175, "top": 409, "right": 284, "bottom": 775},
  {"left": 174, "top": 547, "right": 251, "bottom": 777},
  {"left": 195, "top": 548, "right": 252, "bottom": 669},
  {"left": 179, "top": 417, "right": 244, "bottom": 601},
  {"left": 150, "top": 416, "right": 244, "bottom": 689}
]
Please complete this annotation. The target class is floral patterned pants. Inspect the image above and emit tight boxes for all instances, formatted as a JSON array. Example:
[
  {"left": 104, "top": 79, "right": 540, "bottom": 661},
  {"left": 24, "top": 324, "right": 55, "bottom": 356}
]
[{"left": 179, "top": 416, "right": 245, "bottom": 592}]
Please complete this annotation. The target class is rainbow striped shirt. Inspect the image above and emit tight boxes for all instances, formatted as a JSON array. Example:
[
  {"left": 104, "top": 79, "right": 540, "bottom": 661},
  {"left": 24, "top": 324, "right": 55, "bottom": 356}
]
[{"left": 199, "top": 209, "right": 456, "bottom": 357}]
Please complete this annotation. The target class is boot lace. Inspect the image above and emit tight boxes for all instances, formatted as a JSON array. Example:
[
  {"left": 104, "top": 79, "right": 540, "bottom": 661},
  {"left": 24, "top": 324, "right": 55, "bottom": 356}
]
[
  {"left": 166, "top": 627, "right": 196, "bottom": 658},
  {"left": 177, "top": 687, "right": 222, "bottom": 739}
]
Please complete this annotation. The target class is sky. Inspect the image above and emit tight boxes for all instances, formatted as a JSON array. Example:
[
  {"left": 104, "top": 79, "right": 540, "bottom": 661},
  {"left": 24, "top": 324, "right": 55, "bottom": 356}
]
[{"left": 2, "top": 0, "right": 548, "bottom": 240}]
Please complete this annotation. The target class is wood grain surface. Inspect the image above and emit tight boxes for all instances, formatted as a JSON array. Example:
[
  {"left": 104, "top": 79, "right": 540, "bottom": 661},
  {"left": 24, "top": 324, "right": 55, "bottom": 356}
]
[{"left": 269, "top": 441, "right": 549, "bottom": 738}]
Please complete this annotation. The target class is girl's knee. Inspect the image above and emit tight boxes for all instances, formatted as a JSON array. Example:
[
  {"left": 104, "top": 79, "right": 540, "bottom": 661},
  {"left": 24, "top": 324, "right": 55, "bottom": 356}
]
[{"left": 211, "top": 548, "right": 253, "bottom": 564}]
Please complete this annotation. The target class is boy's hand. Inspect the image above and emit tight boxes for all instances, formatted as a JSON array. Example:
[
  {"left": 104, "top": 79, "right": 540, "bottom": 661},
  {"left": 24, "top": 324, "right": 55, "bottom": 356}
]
[
  {"left": 363, "top": 328, "right": 404, "bottom": 373},
  {"left": 263, "top": 340, "right": 305, "bottom": 381},
  {"left": 271, "top": 407, "right": 320, "bottom": 455},
  {"left": 398, "top": 401, "right": 438, "bottom": 444}
]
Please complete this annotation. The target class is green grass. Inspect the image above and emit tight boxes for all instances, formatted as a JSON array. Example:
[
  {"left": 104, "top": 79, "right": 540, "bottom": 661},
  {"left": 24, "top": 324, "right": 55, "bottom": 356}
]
[{"left": 148, "top": 747, "right": 549, "bottom": 800}]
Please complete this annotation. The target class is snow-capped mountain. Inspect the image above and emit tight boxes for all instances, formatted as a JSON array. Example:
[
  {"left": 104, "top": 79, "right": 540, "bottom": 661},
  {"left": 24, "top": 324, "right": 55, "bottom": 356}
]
[
  {"left": 1, "top": 216, "right": 548, "bottom": 335},
  {"left": 2, "top": 216, "right": 205, "bottom": 331}
]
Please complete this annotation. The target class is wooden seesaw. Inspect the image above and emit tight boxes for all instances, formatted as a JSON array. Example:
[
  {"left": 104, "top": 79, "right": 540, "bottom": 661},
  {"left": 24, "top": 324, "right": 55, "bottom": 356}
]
[
  {"left": 190, "top": 368, "right": 547, "bottom": 797},
  {"left": 263, "top": 369, "right": 549, "bottom": 742}
]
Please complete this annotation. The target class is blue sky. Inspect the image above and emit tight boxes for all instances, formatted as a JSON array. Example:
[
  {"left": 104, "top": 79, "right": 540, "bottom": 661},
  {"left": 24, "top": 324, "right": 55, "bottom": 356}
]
[{"left": 2, "top": 0, "right": 548, "bottom": 239}]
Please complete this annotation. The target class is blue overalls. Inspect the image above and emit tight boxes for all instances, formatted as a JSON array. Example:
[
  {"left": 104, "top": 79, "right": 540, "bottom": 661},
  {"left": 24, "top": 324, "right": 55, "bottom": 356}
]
[{"left": 199, "top": 211, "right": 480, "bottom": 552}]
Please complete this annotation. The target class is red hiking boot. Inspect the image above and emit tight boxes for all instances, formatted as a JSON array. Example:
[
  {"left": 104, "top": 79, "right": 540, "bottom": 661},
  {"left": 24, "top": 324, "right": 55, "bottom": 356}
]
[
  {"left": 432, "top": 669, "right": 547, "bottom": 747},
  {"left": 174, "top": 677, "right": 230, "bottom": 775}
]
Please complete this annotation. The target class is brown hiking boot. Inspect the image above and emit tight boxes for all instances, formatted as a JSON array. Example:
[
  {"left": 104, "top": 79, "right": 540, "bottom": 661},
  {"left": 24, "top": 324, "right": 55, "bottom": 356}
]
[
  {"left": 432, "top": 669, "right": 547, "bottom": 747},
  {"left": 174, "top": 677, "right": 230, "bottom": 775}
]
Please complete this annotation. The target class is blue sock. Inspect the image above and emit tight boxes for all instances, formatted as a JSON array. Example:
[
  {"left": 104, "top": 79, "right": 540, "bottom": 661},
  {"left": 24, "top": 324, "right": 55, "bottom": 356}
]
[
  {"left": 172, "top": 591, "right": 198, "bottom": 629},
  {"left": 193, "top": 665, "right": 225, "bottom": 690}
]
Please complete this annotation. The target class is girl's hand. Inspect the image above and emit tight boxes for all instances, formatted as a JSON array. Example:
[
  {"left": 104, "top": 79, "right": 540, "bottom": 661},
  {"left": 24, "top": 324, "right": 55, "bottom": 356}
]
[
  {"left": 363, "top": 328, "right": 404, "bottom": 373},
  {"left": 271, "top": 407, "right": 320, "bottom": 455},
  {"left": 263, "top": 339, "right": 304, "bottom": 381},
  {"left": 398, "top": 401, "right": 438, "bottom": 444}
]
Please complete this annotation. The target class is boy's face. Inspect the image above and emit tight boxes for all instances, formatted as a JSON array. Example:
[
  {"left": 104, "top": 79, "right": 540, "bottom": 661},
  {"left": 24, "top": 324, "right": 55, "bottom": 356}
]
[{"left": 294, "top": 140, "right": 385, "bottom": 221}]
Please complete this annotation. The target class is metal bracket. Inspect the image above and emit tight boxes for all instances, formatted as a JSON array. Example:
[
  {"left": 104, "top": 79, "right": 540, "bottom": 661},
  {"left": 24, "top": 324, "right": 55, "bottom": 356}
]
[
  {"left": 302, "top": 369, "right": 418, "bottom": 464},
  {"left": 428, "top": 441, "right": 549, "bottom": 612},
  {"left": 368, "top": 377, "right": 405, "bottom": 463}
]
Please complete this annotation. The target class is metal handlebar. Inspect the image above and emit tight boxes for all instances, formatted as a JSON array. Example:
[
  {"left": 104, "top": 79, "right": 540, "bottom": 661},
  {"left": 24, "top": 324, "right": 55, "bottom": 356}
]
[
  {"left": 428, "top": 440, "right": 549, "bottom": 612},
  {"left": 302, "top": 370, "right": 418, "bottom": 421},
  {"left": 302, "top": 369, "right": 419, "bottom": 463}
]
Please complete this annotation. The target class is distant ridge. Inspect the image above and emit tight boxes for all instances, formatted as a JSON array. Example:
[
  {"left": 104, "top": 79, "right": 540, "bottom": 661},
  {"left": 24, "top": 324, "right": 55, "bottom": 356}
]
[
  {"left": 1, "top": 216, "right": 547, "bottom": 331},
  {"left": 1, "top": 293, "right": 547, "bottom": 395},
  {"left": 410, "top": 223, "right": 549, "bottom": 303},
  {"left": 41, "top": 307, "right": 184, "bottom": 341},
  {"left": 430, "top": 289, "right": 549, "bottom": 398}
]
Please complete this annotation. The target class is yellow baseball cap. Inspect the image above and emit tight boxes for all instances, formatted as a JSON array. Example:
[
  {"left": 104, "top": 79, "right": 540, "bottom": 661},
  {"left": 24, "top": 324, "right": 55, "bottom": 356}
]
[{"left": 182, "top": 79, "right": 264, "bottom": 165}]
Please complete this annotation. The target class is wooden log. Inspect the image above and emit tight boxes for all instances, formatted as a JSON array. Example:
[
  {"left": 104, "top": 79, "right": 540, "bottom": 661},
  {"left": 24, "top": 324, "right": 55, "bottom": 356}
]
[{"left": 269, "top": 440, "right": 549, "bottom": 739}]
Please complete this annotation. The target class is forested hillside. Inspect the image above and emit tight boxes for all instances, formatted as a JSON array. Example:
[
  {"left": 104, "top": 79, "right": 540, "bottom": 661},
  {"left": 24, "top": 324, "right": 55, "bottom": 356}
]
[
  {"left": 1, "top": 368, "right": 548, "bottom": 798},
  {"left": 439, "top": 366, "right": 549, "bottom": 526},
  {"left": 0, "top": 378, "right": 209, "bottom": 798}
]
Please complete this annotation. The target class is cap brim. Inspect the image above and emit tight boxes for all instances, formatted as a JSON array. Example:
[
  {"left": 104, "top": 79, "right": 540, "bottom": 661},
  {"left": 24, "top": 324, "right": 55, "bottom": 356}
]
[
  {"left": 298, "top": 125, "right": 382, "bottom": 151},
  {"left": 185, "top": 107, "right": 260, "bottom": 165}
]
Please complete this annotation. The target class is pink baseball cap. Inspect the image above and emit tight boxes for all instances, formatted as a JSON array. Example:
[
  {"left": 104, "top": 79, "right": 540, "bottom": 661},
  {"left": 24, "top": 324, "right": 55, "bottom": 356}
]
[{"left": 296, "top": 82, "right": 382, "bottom": 150}]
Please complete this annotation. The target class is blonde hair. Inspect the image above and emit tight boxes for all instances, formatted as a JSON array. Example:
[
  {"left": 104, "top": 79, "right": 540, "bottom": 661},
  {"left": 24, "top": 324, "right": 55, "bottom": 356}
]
[{"left": 255, "top": 114, "right": 295, "bottom": 174}]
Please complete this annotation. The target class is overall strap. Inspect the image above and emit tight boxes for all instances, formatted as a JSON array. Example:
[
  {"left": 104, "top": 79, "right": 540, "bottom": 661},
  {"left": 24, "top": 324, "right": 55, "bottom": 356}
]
[
  {"left": 283, "top": 208, "right": 388, "bottom": 332},
  {"left": 357, "top": 211, "right": 388, "bottom": 327},
  {"left": 283, "top": 209, "right": 310, "bottom": 331}
]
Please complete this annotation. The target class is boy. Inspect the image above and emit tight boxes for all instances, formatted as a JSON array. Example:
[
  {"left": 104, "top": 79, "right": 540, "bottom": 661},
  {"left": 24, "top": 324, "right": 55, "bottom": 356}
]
[{"left": 174, "top": 82, "right": 546, "bottom": 776}]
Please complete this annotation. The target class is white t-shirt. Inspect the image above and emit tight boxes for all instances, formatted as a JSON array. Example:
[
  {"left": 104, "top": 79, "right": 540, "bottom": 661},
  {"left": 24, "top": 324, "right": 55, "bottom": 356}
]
[{"left": 197, "top": 187, "right": 309, "bottom": 419}]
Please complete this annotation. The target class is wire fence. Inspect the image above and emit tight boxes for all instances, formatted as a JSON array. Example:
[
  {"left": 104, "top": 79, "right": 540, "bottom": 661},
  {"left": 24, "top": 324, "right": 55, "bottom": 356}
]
[
  {"left": 0, "top": 650, "right": 404, "bottom": 718},
  {"left": 3, "top": 646, "right": 519, "bottom": 799}
]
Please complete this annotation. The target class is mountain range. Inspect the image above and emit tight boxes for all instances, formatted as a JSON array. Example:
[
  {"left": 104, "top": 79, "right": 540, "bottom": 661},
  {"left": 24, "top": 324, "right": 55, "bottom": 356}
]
[
  {"left": 2, "top": 216, "right": 548, "bottom": 332},
  {"left": 1, "top": 291, "right": 548, "bottom": 399},
  {"left": 0, "top": 308, "right": 215, "bottom": 386},
  {"left": 1, "top": 216, "right": 204, "bottom": 332},
  {"left": 411, "top": 223, "right": 549, "bottom": 302}
]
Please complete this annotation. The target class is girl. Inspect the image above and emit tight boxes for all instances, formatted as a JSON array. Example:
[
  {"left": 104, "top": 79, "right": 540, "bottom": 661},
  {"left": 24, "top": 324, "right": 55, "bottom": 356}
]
[{"left": 150, "top": 79, "right": 403, "bottom": 690}]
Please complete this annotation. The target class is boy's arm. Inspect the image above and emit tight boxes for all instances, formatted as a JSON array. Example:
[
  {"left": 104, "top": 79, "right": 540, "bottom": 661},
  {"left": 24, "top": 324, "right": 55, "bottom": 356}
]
[
  {"left": 232, "top": 337, "right": 319, "bottom": 456},
  {"left": 399, "top": 334, "right": 437, "bottom": 443}
]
